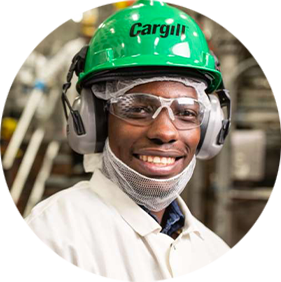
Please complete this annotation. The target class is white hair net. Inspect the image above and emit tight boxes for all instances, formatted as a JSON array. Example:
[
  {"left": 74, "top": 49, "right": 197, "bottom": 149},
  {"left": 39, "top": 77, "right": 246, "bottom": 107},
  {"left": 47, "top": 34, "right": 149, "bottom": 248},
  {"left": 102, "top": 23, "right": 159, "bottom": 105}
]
[{"left": 91, "top": 76, "right": 211, "bottom": 111}]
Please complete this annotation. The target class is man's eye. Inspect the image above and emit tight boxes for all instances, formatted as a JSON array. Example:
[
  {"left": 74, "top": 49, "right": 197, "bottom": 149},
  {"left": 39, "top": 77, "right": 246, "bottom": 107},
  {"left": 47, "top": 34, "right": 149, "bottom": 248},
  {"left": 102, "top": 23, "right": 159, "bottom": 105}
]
[
  {"left": 125, "top": 105, "right": 154, "bottom": 117},
  {"left": 176, "top": 109, "right": 198, "bottom": 120},
  {"left": 128, "top": 107, "right": 150, "bottom": 113}
]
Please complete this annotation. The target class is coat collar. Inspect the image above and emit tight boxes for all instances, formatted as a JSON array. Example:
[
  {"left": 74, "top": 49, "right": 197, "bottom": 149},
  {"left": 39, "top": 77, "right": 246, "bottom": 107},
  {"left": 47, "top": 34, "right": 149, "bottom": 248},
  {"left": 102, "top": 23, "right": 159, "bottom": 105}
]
[{"left": 90, "top": 169, "right": 204, "bottom": 239}]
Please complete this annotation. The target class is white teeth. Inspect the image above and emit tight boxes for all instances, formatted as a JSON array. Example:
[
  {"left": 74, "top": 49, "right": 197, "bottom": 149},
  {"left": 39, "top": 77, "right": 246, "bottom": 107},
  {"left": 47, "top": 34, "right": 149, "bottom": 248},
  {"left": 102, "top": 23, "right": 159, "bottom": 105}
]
[
  {"left": 139, "top": 155, "right": 176, "bottom": 165},
  {"left": 154, "top": 157, "right": 161, "bottom": 163},
  {"left": 148, "top": 156, "right": 153, "bottom": 162},
  {"left": 161, "top": 157, "right": 167, "bottom": 165}
]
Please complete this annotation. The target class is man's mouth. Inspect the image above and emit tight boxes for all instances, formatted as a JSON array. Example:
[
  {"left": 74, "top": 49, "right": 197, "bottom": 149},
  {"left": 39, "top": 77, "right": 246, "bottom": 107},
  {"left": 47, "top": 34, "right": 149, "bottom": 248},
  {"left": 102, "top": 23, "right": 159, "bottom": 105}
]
[{"left": 138, "top": 155, "right": 176, "bottom": 166}]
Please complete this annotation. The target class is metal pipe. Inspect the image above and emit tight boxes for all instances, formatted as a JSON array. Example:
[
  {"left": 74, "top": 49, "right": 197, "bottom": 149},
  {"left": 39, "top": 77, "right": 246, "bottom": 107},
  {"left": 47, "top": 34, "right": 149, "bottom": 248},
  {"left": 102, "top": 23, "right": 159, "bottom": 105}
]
[
  {"left": 2, "top": 88, "right": 44, "bottom": 170},
  {"left": 10, "top": 128, "right": 45, "bottom": 204},
  {"left": 228, "top": 188, "right": 272, "bottom": 201},
  {"left": 23, "top": 140, "right": 60, "bottom": 217}
]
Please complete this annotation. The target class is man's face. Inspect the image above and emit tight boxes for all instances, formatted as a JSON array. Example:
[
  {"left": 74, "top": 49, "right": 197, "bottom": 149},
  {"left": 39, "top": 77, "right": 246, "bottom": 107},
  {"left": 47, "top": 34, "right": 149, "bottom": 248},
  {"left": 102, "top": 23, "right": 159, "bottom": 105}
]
[{"left": 108, "top": 81, "right": 201, "bottom": 179}]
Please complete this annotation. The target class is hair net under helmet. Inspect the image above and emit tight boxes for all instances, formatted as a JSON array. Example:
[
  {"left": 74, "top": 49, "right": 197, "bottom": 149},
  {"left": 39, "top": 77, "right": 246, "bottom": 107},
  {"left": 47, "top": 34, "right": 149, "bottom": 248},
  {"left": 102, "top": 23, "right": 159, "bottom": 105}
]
[{"left": 91, "top": 76, "right": 211, "bottom": 111}]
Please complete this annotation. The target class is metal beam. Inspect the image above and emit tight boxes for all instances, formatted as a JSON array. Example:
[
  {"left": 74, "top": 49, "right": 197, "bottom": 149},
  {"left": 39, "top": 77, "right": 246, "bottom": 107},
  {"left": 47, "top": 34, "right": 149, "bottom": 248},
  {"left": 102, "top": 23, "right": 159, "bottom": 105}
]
[{"left": 228, "top": 188, "right": 272, "bottom": 201}]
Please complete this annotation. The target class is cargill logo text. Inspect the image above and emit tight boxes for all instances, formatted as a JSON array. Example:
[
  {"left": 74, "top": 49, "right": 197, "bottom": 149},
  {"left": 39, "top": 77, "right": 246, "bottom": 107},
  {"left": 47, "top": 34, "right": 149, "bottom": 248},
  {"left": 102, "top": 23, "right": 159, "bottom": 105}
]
[{"left": 129, "top": 23, "right": 187, "bottom": 38}]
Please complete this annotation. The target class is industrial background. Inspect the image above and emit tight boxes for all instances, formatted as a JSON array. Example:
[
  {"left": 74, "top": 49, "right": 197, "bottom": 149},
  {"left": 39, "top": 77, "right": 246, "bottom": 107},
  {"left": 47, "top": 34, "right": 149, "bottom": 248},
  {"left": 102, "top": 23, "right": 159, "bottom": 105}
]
[{"left": 1, "top": 1, "right": 280, "bottom": 248}]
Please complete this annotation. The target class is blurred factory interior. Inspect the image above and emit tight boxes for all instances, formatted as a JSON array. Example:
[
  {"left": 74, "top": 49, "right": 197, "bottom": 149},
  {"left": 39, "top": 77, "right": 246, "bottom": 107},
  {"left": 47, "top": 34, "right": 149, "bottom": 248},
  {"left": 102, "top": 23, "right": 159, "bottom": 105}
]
[{"left": 1, "top": 1, "right": 280, "bottom": 248}]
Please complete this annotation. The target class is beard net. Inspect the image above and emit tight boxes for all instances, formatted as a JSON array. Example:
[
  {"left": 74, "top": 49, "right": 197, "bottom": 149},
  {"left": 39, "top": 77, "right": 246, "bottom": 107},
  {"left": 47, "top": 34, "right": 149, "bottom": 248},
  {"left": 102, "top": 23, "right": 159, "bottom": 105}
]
[{"left": 101, "top": 139, "right": 196, "bottom": 212}]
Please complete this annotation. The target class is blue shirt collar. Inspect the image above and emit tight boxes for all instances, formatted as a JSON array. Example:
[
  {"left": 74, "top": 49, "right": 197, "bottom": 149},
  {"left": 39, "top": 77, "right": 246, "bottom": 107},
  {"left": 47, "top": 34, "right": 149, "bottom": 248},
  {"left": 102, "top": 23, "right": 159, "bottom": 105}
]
[{"left": 140, "top": 200, "right": 185, "bottom": 237}]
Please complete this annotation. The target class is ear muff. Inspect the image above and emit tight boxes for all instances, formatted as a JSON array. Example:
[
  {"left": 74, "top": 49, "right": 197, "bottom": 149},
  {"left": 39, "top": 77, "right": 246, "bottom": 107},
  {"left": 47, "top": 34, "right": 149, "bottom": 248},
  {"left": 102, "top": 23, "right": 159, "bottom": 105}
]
[
  {"left": 62, "top": 47, "right": 230, "bottom": 158},
  {"left": 196, "top": 94, "right": 225, "bottom": 160},
  {"left": 67, "top": 88, "right": 107, "bottom": 154},
  {"left": 67, "top": 91, "right": 226, "bottom": 158}
]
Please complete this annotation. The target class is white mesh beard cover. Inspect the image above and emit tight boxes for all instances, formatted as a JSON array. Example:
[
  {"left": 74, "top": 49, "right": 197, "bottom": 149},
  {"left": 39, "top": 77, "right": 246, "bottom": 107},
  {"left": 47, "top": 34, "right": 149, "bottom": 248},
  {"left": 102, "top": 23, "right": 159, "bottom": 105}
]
[{"left": 101, "top": 139, "right": 196, "bottom": 212}]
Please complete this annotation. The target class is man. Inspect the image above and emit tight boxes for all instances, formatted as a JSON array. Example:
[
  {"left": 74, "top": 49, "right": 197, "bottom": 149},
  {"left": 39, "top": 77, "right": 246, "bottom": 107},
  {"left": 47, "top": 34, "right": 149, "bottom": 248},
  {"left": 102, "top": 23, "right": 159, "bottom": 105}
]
[{"left": 26, "top": 0, "right": 231, "bottom": 281}]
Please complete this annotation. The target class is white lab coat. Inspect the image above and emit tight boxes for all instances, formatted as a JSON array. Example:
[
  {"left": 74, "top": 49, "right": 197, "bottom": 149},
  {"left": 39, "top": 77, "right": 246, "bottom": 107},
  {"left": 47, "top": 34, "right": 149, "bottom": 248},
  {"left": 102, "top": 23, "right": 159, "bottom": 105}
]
[{"left": 26, "top": 169, "right": 230, "bottom": 281}]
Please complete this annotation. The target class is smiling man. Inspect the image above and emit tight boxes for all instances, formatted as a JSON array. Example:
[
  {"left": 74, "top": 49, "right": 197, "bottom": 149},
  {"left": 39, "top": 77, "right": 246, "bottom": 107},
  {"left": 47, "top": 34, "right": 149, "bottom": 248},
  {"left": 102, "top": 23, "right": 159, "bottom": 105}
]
[
  {"left": 105, "top": 80, "right": 202, "bottom": 223},
  {"left": 26, "top": 1, "right": 231, "bottom": 281}
]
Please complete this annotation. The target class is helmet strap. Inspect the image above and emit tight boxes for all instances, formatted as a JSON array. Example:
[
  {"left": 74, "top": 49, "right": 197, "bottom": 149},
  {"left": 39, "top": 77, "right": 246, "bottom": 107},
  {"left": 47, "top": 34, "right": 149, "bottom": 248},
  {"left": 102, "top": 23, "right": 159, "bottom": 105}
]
[
  {"left": 211, "top": 51, "right": 232, "bottom": 145},
  {"left": 216, "top": 85, "right": 231, "bottom": 145},
  {"left": 61, "top": 45, "right": 89, "bottom": 135}
]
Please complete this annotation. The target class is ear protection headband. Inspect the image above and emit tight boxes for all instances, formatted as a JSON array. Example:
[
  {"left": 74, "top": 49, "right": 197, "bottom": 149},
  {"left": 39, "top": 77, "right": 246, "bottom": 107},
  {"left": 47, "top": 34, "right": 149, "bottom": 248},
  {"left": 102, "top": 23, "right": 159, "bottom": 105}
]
[{"left": 62, "top": 46, "right": 231, "bottom": 160}]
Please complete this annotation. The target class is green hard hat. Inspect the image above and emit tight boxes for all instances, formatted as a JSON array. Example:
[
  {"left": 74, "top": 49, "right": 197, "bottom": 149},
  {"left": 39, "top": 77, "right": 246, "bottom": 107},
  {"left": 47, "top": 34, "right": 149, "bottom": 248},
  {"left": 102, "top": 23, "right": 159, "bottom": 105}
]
[{"left": 77, "top": 0, "right": 222, "bottom": 93}]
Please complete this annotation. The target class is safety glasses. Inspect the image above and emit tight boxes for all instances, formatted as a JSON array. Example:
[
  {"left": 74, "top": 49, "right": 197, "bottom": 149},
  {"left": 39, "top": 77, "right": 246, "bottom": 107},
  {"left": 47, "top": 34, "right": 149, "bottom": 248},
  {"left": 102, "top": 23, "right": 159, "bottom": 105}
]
[{"left": 106, "top": 93, "right": 208, "bottom": 130}]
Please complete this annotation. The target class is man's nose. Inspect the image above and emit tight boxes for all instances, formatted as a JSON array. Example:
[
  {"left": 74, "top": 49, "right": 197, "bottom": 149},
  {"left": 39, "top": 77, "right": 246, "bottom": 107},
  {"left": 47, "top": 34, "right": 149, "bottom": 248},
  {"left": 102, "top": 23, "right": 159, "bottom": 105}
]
[{"left": 146, "top": 108, "right": 179, "bottom": 144}]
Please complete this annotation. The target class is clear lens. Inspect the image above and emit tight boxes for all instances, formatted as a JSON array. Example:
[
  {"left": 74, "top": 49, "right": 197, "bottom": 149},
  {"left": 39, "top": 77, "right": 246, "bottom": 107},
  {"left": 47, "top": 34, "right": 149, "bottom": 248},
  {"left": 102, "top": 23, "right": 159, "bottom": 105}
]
[
  {"left": 108, "top": 93, "right": 206, "bottom": 130},
  {"left": 171, "top": 97, "right": 204, "bottom": 129}
]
